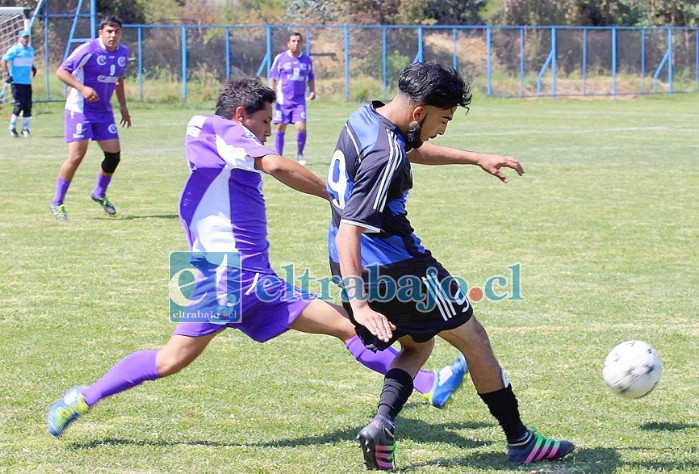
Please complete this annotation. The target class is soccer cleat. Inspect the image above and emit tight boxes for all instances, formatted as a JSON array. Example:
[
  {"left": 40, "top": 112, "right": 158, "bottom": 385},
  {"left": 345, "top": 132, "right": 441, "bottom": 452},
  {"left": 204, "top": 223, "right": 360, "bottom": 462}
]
[
  {"left": 296, "top": 154, "right": 306, "bottom": 166},
  {"left": 507, "top": 429, "right": 575, "bottom": 464},
  {"left": 357, "top": 415, "right": 396, "bottom": 470},
  {"left": 9, "top": 128, "right": 19, "bottom": 138},
  {"left": 50, "top": 204, "right": 69, "bottom": 221},
  {"left": 424, "top": 353, "right": 468, "bottom": 409},
  {"left": 91, "top": 194, "right": 117, "bottom": 215},
  {"left": 22, "top": 129, "right": 31, "bottom": 138},
  {"left": 47, "top": 386, "right": 90, "bottom": 437}
]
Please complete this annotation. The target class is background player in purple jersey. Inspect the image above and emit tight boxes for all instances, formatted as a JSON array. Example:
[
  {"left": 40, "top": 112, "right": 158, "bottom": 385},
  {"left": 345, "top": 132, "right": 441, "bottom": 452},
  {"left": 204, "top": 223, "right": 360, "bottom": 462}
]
[
  {"left": 47, "top": 76, "right": 467, "bottom": 440},
  {"left": 327, "top": 62, "right": 575, "bottom": 469},
  {"left": 49, "top": 16, "right": 131, "bottom": 221},
  {"left": 269, "top": 32, "right": 315, "bottom": 166}
]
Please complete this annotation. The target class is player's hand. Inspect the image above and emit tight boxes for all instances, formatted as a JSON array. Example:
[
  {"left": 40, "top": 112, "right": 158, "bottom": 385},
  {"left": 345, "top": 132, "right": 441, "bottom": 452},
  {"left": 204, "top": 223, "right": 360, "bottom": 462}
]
[
  {"left": 81, "top": 86, "right": 99, "bottom": 102},
  {"left": 120, "top": 110, "right": 131, "bottom": 128},
  {"left": 478, "top": 153, "right": 524, "bottom": 183},
  {"left": 353, "top": 305, "right": 396, "bottom": 343},
  {"left": 308, "top": 91, "right": 316, "bottom": 101}
]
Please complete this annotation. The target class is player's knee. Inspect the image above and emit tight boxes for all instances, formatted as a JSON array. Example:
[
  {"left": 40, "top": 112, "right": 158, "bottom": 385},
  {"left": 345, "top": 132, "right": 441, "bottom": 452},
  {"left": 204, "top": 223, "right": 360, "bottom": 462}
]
[
  {"left": 156, "top": 350, "right": 192, "bottom": 376},
  {"left": 101, "top": 151, "right": 121, "bottom": 174}
]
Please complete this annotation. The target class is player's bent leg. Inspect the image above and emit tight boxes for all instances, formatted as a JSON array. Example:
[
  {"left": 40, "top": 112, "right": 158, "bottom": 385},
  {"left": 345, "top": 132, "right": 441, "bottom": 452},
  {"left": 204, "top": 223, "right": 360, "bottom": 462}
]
[
  {"left": 47, "top": 333, "right": 217, "bottom": 438},
  {"left": 439, "top": 316, "right": 505, "bottom": 393},
  {"left": 59, "top": 140, "right": 90, "bottom": 182},
  {"left": 156, "top": 333, "right": 218, "bottom": 377},
  {"left": 440, "top": 319, "right": 575, "bottom": 463},
  {"left": 91, "top": 140, "right": 121, "bottom": 214},
  {"left": 357, "top": 337, "right": 431, "bottom": 471}
]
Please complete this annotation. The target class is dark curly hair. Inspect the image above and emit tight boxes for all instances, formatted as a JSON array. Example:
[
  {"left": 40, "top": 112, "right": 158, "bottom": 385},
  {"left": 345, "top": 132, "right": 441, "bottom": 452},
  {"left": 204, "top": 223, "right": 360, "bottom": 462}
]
[
  {"left": 215, "top": 76, "right": 276, "bottom": 119},
  {"left": 398, "top": 62, "right": 472, "bottom": 112}
]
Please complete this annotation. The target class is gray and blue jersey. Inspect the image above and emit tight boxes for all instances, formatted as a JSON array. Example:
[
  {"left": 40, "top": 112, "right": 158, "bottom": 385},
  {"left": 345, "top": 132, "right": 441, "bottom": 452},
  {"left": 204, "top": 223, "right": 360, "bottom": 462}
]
[
  {"left": 327, "top": 101, "right": 429, "bottom": 269},
  {"left": 2, "top": 43, "right": 34, "bottom": 85}
]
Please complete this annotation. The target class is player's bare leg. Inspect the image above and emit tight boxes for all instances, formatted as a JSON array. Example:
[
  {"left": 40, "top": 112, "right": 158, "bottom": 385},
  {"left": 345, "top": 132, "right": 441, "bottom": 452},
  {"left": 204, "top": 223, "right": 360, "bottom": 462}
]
[
  {"left": 440, "top": 318, "right": 575, "bottom": 463},
  {"left": 47, "top": 332, "right": 218, "bottom": 437}
]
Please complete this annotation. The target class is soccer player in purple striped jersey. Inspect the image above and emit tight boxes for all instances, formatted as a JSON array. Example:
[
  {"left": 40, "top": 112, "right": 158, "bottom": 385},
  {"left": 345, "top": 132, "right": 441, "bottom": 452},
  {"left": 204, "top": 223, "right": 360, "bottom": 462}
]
[
  {"left": 49, "top": 16, "right": 131, "bottom": 221},
  {"left": 327, "top": 62, "right": 575, "bottom": 469},
  {"left": 269, "top": 32, "right": 315, "bottom": 165},
  {"left": 47, "top": 77, "right": 468, "bottom": 442}
]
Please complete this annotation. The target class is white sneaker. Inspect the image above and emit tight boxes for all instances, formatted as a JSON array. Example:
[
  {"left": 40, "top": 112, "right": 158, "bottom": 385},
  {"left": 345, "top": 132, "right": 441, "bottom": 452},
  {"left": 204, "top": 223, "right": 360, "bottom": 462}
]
[
  {"left": 297, "top": 154, "right": 306, "bottom": 166},
  {"left": 22, "top": 129, "right": 31, "bottom": 138}
]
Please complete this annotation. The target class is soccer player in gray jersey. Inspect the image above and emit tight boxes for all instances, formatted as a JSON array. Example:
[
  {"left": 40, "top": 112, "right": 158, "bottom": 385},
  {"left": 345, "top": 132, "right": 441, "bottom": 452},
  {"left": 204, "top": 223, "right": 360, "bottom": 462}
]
[
  {"left": 327, "top": 62, "right": 575, "bottom": 469},
  {"left": 49, "top": 16, "right": 131, "bottom": 221},
  {"left": 47, "top": 77, "right": 467, "bottom": 441}
]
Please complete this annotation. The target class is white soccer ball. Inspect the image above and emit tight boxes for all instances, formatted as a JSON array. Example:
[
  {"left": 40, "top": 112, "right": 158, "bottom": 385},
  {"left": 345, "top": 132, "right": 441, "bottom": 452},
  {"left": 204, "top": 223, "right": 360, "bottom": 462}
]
[{"left": 603, "top": 340, "right": 662, "bottom": 399}]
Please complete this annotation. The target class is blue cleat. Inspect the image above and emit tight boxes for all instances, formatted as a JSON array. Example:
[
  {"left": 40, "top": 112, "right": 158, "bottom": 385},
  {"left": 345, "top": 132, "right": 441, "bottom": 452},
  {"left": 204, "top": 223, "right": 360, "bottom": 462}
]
[
  {"left": 47, "top": 386, "right": 90, "bottom": 437},
  {"left": 507, "top": 429, "right": 575, "bottom": 463},
  {"left": 424, "top": 353, "right": 468, "bottom": 408}
]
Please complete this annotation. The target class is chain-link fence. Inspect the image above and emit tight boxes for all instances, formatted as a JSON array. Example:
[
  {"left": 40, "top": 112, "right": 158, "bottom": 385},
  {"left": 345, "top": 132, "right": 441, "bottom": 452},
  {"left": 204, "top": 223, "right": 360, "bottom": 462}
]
[{"left": 24, "top": 20, "right": 699, "bottom": 103}]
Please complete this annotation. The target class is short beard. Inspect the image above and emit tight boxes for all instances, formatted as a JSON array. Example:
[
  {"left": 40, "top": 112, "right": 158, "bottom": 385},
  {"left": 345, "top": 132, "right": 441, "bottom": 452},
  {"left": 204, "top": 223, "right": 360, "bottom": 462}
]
[{"left": 406, "top": 117, "right": 426, "bottom": 149}]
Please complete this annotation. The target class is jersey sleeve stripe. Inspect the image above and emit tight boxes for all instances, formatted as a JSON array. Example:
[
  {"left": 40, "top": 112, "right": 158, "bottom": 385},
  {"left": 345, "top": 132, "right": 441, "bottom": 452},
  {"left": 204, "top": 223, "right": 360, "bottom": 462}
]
[
  {"left": 340, "top": 219, "right": 381, "bottom": 233},
  {"left": 372, "top": 130, "right": 401, "bottom": 212},
  {"left": 345, "top": 123, "right": 363, "bottom": 160}
]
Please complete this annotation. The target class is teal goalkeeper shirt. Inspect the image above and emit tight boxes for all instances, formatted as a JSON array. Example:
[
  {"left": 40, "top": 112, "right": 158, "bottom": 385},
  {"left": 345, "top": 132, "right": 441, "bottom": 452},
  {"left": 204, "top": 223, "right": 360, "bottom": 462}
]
[{"left": 2, "top": 43, "right": 35, "bottom": 85}]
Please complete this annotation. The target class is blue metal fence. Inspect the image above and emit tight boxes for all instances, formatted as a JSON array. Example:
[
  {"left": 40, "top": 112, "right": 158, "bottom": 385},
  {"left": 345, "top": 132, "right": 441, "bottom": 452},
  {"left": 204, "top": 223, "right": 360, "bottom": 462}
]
[{"left": 28, "top": 20, "right": 699, "bottom": 102}]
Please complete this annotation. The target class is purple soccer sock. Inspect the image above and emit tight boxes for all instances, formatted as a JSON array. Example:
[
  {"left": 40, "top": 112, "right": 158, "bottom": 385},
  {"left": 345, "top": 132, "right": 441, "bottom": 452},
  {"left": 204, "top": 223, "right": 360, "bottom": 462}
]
[
  {"left": 297, "top": 131, "right": 307, "bottom": 155},
  {"left": 274, "top": 131, "right": 285, "bottom": 155},
  {"left": 345, "top": 335, "right": 435, "bottom": 394},
  {"left": 81, "top": 350, "right": 160, "bottom": 407},
  {"left": 51, "top": 177, "right": 71, "bottom": 206},
  {"left": 92, "top": 173, "right": 112, "bottom": 199}
]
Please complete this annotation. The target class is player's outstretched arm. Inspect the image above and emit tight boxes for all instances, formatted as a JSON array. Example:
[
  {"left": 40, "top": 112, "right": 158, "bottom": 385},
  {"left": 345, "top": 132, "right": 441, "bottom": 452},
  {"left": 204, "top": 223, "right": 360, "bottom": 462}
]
[
  {"left": 255, "top": 153, "right": 328, "bottom": 199},
  {"left": 409, "top": 141, "right": 524, "bottom": 183}
]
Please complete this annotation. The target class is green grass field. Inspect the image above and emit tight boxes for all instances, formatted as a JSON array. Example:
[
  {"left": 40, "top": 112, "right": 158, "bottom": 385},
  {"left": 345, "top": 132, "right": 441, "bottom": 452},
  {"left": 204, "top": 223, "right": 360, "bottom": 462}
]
[{"left": 0, "top": 94, "right": 697, "bottom": 473}]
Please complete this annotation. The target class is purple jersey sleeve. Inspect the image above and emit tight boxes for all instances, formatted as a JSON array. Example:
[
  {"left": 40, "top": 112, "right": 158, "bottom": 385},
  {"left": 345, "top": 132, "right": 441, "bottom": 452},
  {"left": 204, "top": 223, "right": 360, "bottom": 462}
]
[{"left": 185, "top": 115, "right": 275, "bottom": 170}]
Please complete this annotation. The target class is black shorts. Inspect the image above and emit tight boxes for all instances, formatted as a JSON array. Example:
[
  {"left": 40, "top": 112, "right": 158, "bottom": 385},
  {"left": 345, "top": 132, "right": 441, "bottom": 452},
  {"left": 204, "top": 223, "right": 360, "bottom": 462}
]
[
  {"left": 333, "top": 257, "right": 473, "bottom": 351},
  {"left": 11, "top": 84, "right": 32, "bottom": 116}
]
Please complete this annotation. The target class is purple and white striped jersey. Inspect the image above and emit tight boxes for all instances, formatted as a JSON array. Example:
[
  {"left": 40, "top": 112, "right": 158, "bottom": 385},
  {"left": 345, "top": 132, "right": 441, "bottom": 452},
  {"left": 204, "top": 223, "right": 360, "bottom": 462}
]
[
  {"left": 60, "top": 38, "right": 129, "bottom": 121},
  {"left": 179, "top": 115, "right": 276, "bottom": 273},
  {"left": 269, "top": 51, "right": 314, "bottom": 106}
]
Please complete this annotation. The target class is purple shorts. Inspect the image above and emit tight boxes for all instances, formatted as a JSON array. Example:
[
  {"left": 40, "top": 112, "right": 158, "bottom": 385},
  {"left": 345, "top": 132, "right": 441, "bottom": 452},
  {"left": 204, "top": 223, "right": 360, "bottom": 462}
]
[
  {"left": 173, "top": 270, "right": 315, "bottom": 342},
  {"left": 65, "top": 110, "right": 119, "bottom": 143},
  {"left": 273, "top": 103, "right": 307, "bottom": 125}
]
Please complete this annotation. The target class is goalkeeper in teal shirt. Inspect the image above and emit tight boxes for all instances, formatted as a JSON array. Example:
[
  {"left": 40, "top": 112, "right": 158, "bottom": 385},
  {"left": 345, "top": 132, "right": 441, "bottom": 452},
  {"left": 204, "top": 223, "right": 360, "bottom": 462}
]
[{"left": 1, "top": 29, "right": 36, "bottom": 138}]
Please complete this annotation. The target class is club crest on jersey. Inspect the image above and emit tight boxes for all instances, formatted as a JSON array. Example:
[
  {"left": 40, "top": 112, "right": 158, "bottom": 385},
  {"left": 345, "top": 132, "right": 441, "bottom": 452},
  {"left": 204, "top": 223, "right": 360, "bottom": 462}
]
[
  {"left": 118, "top": 56, "right": 127, "bottom": 67},
  {"left": 108, "top": 124, "right": 118, "bottom": 134},
  {"left": 97, "top": 55, "right": 107, "bottom": 66}
]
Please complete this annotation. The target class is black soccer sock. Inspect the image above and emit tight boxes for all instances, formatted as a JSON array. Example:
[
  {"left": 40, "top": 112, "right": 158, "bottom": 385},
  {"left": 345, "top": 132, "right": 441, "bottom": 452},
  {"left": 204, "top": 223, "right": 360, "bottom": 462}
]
[
  {"left": 376, "top": 368, "right": 414, "bottom": 423},
  {"left": 478, "top": 384, "right": 527, "bottom": 443}
]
